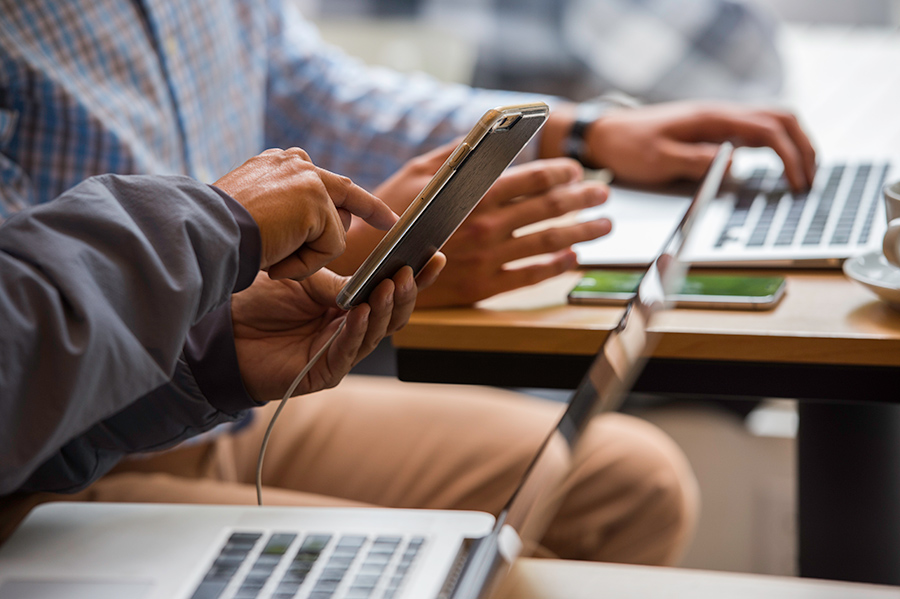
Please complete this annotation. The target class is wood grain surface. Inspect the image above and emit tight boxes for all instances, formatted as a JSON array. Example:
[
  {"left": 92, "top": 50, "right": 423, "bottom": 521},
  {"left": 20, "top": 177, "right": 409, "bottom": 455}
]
[{"left": 394, "top": 269, "right": 900, "bottom": 367}]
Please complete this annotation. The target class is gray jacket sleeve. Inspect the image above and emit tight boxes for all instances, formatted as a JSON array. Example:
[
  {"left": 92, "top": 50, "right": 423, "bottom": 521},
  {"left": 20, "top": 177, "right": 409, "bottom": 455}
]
[{"left": 0, "top": 174, "right": 262, "bottom": 495}]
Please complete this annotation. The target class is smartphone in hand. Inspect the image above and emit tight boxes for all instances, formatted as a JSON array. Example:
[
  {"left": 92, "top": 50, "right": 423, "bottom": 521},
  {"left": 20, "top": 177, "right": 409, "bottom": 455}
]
[{"left": 336, "top": 102, "right": 550, "bottom": 310}]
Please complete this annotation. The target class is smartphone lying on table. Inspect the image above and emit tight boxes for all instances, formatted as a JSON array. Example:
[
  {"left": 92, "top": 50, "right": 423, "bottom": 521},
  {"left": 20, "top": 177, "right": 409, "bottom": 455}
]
[
  {"left": 337, "top": 102, "right": 550, "bottom": 310},
  {"left": 567, "top": 269, "right": 787, "bottom": 310}
]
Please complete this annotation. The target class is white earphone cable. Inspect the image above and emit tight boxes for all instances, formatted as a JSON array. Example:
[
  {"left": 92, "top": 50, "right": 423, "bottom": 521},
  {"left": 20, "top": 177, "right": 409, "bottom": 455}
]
[{"left": 256, "top": 319, "right": 346, "bottom": 506}]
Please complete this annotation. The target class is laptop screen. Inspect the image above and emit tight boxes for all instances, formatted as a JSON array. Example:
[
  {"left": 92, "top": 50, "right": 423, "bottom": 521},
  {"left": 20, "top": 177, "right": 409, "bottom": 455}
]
[{"left": 448, "top": 142, "right": 733, "bottom": 599}]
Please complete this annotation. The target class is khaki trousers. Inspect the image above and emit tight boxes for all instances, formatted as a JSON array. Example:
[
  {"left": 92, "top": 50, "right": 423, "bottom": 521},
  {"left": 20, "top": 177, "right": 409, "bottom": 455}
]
[{"left": 2, "top": 375, "right": 698, "bottom": 565}]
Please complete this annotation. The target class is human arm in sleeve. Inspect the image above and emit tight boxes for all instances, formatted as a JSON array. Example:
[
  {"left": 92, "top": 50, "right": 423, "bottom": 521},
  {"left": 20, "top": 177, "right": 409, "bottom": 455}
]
[
  {"left": 1, "top": 148, "right": 428, "bottom": 495},
  {"left": 0, "top": 173, "right": 261, "bottom": 494}
]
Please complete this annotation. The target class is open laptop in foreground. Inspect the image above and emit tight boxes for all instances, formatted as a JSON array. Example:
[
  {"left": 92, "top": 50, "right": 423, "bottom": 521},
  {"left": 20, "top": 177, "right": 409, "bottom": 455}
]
[
  {"left": 0, "top": 146, "right": 732, "bottom": 599},
  {"left": 575, "top": 149, "right": 894, "bottom": 268}
]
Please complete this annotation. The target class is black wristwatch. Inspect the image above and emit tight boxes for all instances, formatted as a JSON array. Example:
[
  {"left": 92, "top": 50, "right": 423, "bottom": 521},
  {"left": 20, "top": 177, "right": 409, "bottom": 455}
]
[{"left": 563, "top": 94, "right": 638, "bottom": 169}]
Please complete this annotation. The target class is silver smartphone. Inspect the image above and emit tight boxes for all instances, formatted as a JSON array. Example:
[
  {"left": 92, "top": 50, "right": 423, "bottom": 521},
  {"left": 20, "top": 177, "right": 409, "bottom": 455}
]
[
  {"left": 568, "top": 270, "right": 787, "bottom": 310},
  {"left": 336, "top": 102, "right": 550, "bottom": 310}
]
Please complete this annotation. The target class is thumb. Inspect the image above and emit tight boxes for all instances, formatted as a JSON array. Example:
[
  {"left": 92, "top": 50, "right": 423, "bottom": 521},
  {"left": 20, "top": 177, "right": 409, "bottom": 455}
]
[{"left": 302, "top": 268, "right": 351, "bottom": 307}]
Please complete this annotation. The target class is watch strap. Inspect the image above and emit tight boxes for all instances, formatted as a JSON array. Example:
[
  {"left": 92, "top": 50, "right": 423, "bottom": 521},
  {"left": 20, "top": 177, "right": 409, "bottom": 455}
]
[{"left": 564, "top": 93, "right": 638, "bottom": 169}]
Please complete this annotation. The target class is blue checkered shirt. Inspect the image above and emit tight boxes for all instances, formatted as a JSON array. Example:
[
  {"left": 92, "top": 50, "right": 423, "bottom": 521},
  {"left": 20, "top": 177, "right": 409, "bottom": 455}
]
[{"left": 0, "top": 0, "right": 533, "bottom": 220}]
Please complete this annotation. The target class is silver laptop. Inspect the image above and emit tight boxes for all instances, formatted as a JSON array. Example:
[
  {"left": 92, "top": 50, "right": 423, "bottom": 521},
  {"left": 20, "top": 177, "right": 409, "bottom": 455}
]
[
  {"left": 0, "top": 145, "right": 732, "bottom": 599},
  {"left": 575, "top": 149, "right": 894, "bottom": 268}
]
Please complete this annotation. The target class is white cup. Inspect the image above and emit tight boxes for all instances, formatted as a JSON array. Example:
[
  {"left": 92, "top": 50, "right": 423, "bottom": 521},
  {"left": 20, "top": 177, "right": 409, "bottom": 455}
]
[{"left": 883, "top": 181, "right": 900, "bottom": 268}]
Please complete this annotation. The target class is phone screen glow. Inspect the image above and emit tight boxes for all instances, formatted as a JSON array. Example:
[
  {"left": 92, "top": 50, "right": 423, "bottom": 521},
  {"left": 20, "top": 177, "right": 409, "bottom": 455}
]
[{"left": 572, "top": 270, "right": 784, "bottom": 299}]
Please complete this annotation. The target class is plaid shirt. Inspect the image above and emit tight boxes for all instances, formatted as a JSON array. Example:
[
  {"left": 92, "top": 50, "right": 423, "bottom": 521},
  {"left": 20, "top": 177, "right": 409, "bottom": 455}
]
[
  {"left": 311, "top": 0, "right": 784, "bottom": 103},
  {"left": 0, "top": 0, "right": 532, "bottom": 219}
]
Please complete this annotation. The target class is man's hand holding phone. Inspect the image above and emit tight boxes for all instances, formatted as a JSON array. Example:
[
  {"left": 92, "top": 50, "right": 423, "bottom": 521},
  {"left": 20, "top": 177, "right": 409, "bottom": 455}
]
[
  {"left": 232, "top": 258, "right": 444, "bottom": 401},
  {"left": 215, "top": 147, "right": 445, "bottom": 401}
]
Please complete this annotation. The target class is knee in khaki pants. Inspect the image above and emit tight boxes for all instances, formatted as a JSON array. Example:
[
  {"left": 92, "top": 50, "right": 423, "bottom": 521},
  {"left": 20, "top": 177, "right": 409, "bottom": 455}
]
[{"left": 541, "top": 413, "right": 699, "bottom": 565}]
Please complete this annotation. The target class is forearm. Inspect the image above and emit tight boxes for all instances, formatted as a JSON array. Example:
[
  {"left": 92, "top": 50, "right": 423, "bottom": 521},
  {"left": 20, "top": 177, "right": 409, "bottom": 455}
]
[
  {"left": 15, "top": 352, "right": 248, "bottom": 494},
  {"left": 0, "top": 174, "right": 260, "bottom": 495}
]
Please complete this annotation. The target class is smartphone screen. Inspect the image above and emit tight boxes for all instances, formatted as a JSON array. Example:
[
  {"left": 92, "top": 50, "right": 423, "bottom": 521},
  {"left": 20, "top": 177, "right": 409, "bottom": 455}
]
[{"left": 568, "top": 270, "right": 786, "bottom": 310}]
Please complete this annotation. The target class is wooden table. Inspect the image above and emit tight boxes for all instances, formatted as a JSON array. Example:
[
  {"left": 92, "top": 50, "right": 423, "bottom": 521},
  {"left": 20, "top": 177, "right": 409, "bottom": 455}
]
[
  {"left": 393, "top": 269, "right": 900, "bottom": 586},
  {"left": 394, "top": 269, "right": 900, "bottom": 394}
]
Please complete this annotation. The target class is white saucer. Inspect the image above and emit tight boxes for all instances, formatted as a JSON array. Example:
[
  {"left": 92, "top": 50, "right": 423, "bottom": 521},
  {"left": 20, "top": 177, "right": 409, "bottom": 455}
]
[{"left": 843, "top": 250, "right": 900, "bottom": 309}]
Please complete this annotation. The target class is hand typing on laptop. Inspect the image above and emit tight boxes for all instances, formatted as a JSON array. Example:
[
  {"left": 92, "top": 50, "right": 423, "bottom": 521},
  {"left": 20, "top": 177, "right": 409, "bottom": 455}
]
[
  {"left": 562, "top": 102, "right": 889, "bottom": 269},
  {"left": 558, "top": 100, "right": 818, "bottom": 192}
]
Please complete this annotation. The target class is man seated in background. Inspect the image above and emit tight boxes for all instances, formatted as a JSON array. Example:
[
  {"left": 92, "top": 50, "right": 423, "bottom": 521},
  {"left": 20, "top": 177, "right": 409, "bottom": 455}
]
[{"left": 0, "top": 0, "right": 814, "bottom": 566}]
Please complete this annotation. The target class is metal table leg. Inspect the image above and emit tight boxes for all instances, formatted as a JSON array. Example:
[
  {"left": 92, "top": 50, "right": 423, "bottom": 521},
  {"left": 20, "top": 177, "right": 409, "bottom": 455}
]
[{"left": 798, "top": 401, "right": 900, "bottom": 585}]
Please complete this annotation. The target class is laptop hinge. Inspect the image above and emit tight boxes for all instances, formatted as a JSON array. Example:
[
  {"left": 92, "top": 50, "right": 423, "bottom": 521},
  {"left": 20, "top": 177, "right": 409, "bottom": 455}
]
[
  {"left": 441, "top": 527, "right": 517, "bottom": 599},
  {"left": 436, "top": 537, "right": 476, "bottom": 599}
]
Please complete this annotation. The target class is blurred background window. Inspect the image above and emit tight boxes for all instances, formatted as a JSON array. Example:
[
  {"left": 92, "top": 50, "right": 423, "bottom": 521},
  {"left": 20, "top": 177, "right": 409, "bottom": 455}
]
[
  {"left": 301, "top": 0, "right": 788, "bottom": 103},
  {"left": 300, "top": 0, "right": 900, "bottom": 104}
]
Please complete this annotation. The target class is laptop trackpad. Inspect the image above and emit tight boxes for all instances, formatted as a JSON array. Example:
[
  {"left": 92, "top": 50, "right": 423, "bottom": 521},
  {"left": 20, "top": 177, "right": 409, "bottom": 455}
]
[{"left": 0, "top": 580, "right": 153, "bottom": 599}]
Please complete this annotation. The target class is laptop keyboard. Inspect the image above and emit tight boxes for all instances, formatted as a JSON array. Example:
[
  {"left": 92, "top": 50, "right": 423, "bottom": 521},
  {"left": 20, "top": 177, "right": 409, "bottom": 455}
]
[
  {"left": 714, "top": 162, "right": 889, "bottom": 251},
  {"left": 190, "top": 531, "right": 426, "bottom": 599}
]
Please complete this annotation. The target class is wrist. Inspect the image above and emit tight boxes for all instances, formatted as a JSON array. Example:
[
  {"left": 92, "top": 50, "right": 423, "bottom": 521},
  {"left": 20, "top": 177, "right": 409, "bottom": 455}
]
[
  {"left": 563, "top": 102, "right": 611, "bottom": 169},
  {"left": 562, "top": 93, "right": 640, "bottom": 169},
  {"left": 209, "top": 185, "right": 262, "bottom": 293}
]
